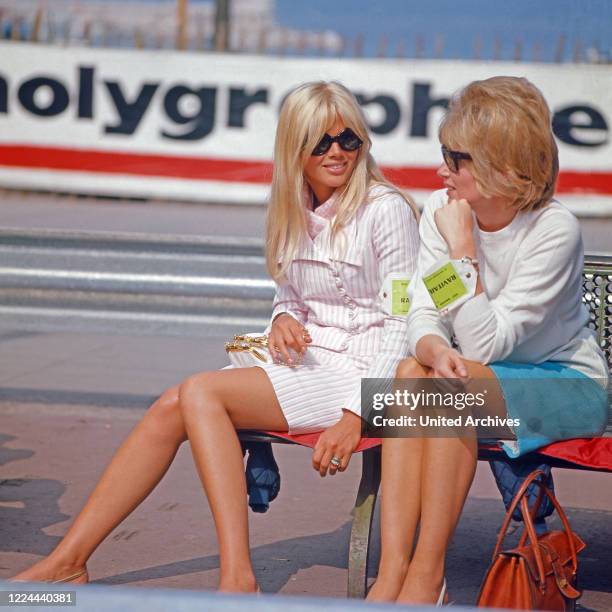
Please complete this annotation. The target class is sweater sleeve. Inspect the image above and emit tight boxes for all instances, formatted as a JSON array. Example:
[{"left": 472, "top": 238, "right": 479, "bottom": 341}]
[
  {"left": 267, "top": 278, "right": 309, "bottom": 330},
  {"left": 448, "top": 213, "right": 583, "bottom": 364},
  {"left": 344, "top": 194, "right": 420, "bottom": 416},
  {"left": 405, "top": 191, "right": 454, "bottom": 356}
]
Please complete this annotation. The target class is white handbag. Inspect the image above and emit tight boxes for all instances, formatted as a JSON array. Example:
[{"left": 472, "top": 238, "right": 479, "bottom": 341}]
[{"left": 225, "top": 333, "right": 273, "bottom": 368}]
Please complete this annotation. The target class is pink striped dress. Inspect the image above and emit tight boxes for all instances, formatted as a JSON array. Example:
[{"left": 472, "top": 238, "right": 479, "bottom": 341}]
[{"left": 253, "top": 184, "right": 419, "bottom": 433}]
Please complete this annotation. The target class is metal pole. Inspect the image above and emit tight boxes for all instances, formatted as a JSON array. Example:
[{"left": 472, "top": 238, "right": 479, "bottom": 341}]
[
  {"left": 177, "top": 0, "right": 188, "bottom": 50},
  {"left": 214, "top": 0, "right": 230, "bottom": 51}
]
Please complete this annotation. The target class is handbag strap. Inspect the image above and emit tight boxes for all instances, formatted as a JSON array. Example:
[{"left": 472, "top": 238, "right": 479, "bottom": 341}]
[
  {"left": 517, "top": 479, "right": 547, "bottom": 547},
  {"left": 493, "top": 469, "right": 547, "bottom": 558},
  {"left": 492, "top": 469, "right": 580, "bottom": 574},
  {"left": 519, "top": 495, "right": 547, "bottom": 586}
]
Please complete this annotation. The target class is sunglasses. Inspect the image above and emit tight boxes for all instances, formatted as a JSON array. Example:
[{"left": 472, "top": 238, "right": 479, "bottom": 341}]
[
  {"left": 441, "top": 145, "right": 472, "bottom": 173},
  {"left": 312, "top": 128, "right": 363, "bottom": 156}
]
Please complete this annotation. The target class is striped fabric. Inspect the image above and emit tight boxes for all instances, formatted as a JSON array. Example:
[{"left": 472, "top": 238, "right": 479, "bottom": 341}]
[{"left": 263, "top": 185, "right": 420, "bottom": 431}]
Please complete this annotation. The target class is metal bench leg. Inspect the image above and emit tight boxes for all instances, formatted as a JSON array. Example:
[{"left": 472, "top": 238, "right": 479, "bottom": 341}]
[{"left": 347, "top": 447, "right": 381, "bottom": 598}]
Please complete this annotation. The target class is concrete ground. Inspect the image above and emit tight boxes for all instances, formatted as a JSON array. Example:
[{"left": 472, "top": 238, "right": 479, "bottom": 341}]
[
  {"left": 0, "top": 329, "right": 611, "bottom": 609},
  {"left": 1, "top": 190, "right": 612, "bottom": 253},
  {"left": 0, "top": 191, "right": 266, "bottom": 239}
]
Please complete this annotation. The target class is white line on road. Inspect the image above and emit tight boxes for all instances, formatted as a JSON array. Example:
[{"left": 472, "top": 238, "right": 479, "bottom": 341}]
[
  {"left": 0, "top": 245, "right": 266, "bottom": 265},
  {"left": 0, "top": 267, "right": 275, "bottom": 288},
  {"left": 0, "top": 305, "right": 270, "bottom": 327}
]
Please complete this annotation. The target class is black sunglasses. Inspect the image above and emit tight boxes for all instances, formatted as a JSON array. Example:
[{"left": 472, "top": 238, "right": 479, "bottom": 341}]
[
  {"left": 441, "top": 145, "right": 472, "bottom": 173},
  {"left": 312, "top": 128, "right": 363, "bottom": 156}
]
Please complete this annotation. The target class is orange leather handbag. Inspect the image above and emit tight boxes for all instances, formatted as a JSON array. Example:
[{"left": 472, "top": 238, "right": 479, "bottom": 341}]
[{"left": 477, "top": 469, "right": 586, "bottom": 610}]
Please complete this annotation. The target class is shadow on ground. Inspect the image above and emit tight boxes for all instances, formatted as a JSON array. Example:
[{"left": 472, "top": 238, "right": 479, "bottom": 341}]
[
  {"left": 0, "top": 433, "right": 68, "bottom": 557},
  {"left": 0, "top": 433, "right": 34, "bottom": 467},
  {"left": 90, "top": 498, "right": 612, "bottom": 605}
]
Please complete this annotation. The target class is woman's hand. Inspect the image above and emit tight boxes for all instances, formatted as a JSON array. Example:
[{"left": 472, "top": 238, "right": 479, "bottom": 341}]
[
  {"left": 268, "top": 313, "right": 311, "bottom": 365},
  {"left": 312, "top": 410, "right": 362, "bottom": 477},
  {"left": 431, "top": 345, "right": 468, "bottom": 379},
  {"left": 434, "top": 198, "right": 476, "bottom": 256}
]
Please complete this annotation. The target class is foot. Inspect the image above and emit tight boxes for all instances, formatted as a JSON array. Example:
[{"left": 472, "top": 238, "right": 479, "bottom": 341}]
[
  {"left": 397, "top": 574, "right": 447, "bottom": 606},
  {"left": 218, "top": 574, "right": 258, "bottom": 594},
  {"left": 367, "top": 575, "right": 407, "bottom": 602},
  {"left": 11, "top": 557, "right": 88, "bottom": 585},
  {"left": 366, "top": 561, "right": 409, "bottom": 602}
]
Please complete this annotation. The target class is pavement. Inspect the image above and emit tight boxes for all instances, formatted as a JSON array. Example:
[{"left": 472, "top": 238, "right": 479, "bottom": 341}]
[
  {"left": 0, "top": 190, "right": 267, "bottom": 240},
  {"left": 1, "top": 189, "right": 611, "bottom": 253},
  {"left": 0, "top": 191, "right": 611, "bottom": 609}
]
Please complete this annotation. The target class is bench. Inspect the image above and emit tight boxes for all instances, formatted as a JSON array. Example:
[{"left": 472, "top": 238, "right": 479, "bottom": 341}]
[{"left": 238, "top": 253, "right": 612, "bottom": 598}]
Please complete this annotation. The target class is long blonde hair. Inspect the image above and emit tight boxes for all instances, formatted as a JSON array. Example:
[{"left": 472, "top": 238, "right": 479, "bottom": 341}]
[
  {"left": 266, "top": 81, "right": 417, "bottom": 281},
  {"left": 439, "top": 76, "right": 558, "bottom": 212}
]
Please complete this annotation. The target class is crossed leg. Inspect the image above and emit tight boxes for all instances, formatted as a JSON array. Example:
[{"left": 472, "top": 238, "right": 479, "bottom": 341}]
[
  {"left": 12, "top": 366, "right": 287, "bottom": 592},
  {"left": 368, "top": 356, "right": 506, "bottom": 605}
]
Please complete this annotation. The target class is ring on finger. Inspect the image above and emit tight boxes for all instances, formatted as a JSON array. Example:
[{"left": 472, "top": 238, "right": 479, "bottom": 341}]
[{"left": 330, "top": 456, "right": 341, "bottom": 468}]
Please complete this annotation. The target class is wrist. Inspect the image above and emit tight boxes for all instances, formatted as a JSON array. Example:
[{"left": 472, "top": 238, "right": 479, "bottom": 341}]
[
  {"left": 341, "top": 409, "right": 362, "bottom": 425},
  {"left": 448, "top": 240, "right": 476, "bottom": 260},
  {"left": 431, "top": 344, "right": 452, "bottom": 361},
  {"left": 416, "top": 335, "right": 451, "bottom": 366}
]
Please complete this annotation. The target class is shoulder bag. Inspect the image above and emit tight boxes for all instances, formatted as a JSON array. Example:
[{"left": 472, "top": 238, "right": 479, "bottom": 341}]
[{"left": 477, "top": 469, "right": 585, "bottom": 610}]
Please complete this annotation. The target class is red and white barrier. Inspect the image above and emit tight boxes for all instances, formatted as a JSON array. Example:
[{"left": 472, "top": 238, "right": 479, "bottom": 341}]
[{"left": 1, "top": 42, "right": 611, "bottom": 213}]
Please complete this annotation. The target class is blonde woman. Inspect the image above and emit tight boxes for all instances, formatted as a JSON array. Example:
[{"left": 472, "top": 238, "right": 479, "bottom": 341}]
[
  {"left": 368, "top": 76, "right": 608, "bottom": 606},
  {"left": 12, "top": 81, "right": 419, "bottom": 593}
]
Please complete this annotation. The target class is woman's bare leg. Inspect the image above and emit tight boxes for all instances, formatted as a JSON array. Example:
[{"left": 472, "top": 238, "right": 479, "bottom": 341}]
[
  {"left": 14, "top": 366, "right": 286, "bottom": 590},
  {"left": 367, "top": 359, "right": 429, "bottom": 602},
  {"left": 396, "top": 435, "right": 477, "bottom": 604},
  {"left": 13, "top": 385, "right": 187, "bottom": 582},
  {"left": 177, "top": 366, "right": 288, "bottom": 592},
  {"left": 396, "top": 360, "right": 504, "bottom": 605}
]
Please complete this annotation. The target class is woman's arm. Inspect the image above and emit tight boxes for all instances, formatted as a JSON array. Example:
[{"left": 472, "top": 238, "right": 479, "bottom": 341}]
[
  {"left": 269, "top": 279, "right": 309, "bottom": 326},
  {"left": 405, "top": 191, "right": 455, "bottom": 358},
  {"left": 343, "top": 192, "right": 421, "bottom": 416},
  {"left": 267, "top": 280, "right": 311, "bottom": 364},
  {"left": 411, "top": 196, "right": 480, "bottom": 378},
  {"left": 415, "top": 334, "right": 468, "bottom": 378},
  {"left": 448, "top": 212, "right": 582, "bottom": 364},
  {"left": 313, "top": 192, "right": 420, "bottom": 475}
]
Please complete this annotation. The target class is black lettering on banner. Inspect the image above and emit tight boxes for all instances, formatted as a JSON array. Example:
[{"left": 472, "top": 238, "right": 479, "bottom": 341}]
[
  {"left": 410, "top": 82, "right": 449, "bottom": 137},
  {"left": 18, "top": 76, "right": 69, "bottom": 117},
  {"left": 78, "top": 66, "right": 95, "bottom": 119},
  {"left": 104, "top": 81, "right": 159, "bottom": 135},
  {"left": 355, "top": 93, "right": 400, "bottom": 134},
  {"left": 0, "top": 74, "right": 7, "bottom": 113},
  {"left": 228, "top": 87, "right": 268, "bottom": 128},
  {"left": 162, "top": 85, "right": 216, "bottom": 140},
  {"left": 552, "top": 105, "right": 609, "bottom": 147}
]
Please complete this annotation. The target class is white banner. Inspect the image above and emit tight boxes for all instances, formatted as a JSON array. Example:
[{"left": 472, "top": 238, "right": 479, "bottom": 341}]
[{"left": 0, "top": 42, "right": 611, "bottom": 210}]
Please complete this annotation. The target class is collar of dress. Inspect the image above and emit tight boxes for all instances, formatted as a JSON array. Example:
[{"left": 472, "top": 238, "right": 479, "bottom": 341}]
[{"left": 304, "top": 185, "right": 339, "bottom": 240}]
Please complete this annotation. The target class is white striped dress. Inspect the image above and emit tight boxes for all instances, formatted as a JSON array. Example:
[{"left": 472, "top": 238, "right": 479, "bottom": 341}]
[{"left": 253, "top": 184, "right": 419, "bottom": 433}]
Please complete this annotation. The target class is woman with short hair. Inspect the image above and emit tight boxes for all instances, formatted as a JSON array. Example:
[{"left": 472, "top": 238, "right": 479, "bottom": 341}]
[
  {"left": 368, "top": 76, "right": 608, "bottom": 606},
  {"left": 12, "top": 81, "right": 419, "bottom": 593}
]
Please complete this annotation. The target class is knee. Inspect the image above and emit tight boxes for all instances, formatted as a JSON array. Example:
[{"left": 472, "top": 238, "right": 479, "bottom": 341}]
[
  {"left": 178, "top": 372, "right": 223, "bottom": 418},
  {"left": 145, "top": 385, "right": 186, "bottom": 444},
  {"left": 396, "top": 357, "right": 429, "bottom": 379}
]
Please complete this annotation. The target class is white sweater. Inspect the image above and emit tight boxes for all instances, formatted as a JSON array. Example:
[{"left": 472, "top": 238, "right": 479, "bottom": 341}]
[{"left": 406, "top": 189, "right": 609, "bottom": 383}]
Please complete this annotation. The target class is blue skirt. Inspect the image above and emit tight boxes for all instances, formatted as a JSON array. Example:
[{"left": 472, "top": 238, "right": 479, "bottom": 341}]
[{"left": 489, "top": 361, "right": 608, "bottom": 458}]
